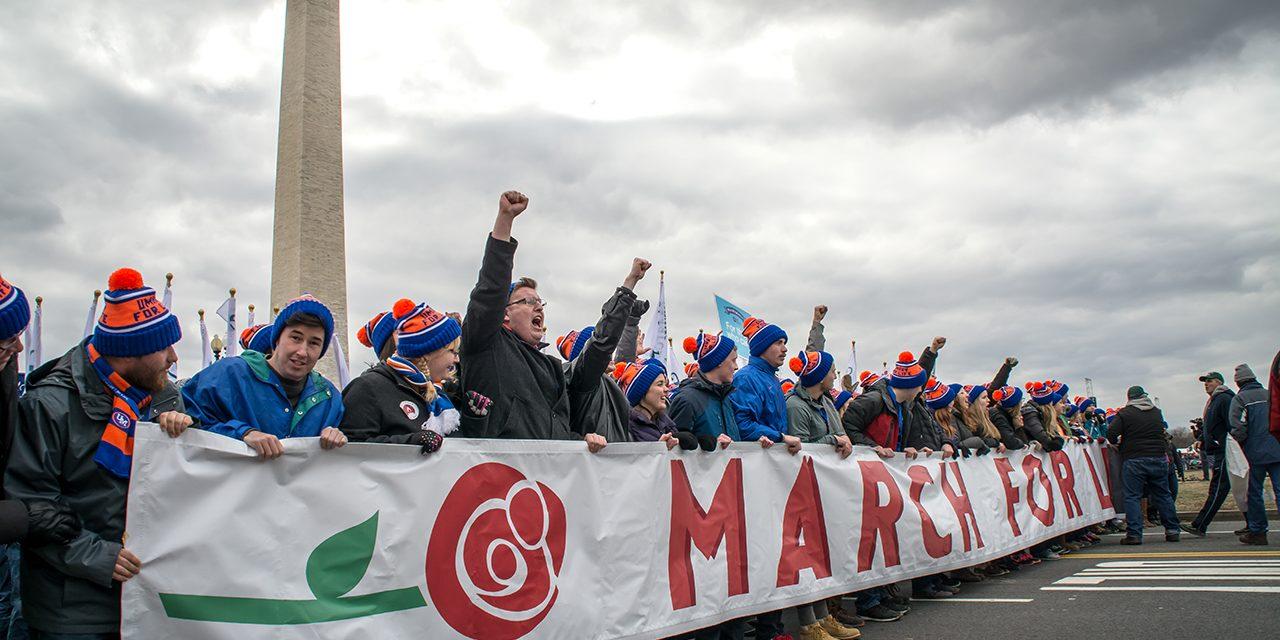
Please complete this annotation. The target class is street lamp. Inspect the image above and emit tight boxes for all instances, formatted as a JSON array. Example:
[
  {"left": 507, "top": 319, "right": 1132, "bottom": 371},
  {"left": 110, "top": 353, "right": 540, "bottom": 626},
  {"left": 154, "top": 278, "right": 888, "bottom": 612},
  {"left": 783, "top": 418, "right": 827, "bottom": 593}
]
[{"left": 211, "top": 335, "right": 224, "bottom": 361}]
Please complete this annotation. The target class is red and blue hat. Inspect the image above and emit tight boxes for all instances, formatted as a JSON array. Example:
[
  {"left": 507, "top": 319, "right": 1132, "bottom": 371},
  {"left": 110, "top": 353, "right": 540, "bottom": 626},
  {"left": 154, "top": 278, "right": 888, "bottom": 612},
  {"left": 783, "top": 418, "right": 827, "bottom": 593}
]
[
  {"left": 924, "top": 377, "right": 959, "bottom": 410},
  {"left": 683, "top": 331, "right": 736, "bottom": 373},
  {"left": 392, "top": 298, "right": 461, "bottom": 359},
  {"left": 356, "top": 310, "right": 397, "bottom": 356},
  {"left": 992, "top": 385, "right": 1023, "bottom": 409},
  {"left": 683, "top": 362, "right": 700, "bottom": 378},
  {"left": 1047, "top": 380, "right": 1068, "bottom": 402},
  {"left": 789, "top": 349, "right": 834, "bottom": 388},
  {"left": 272, "top": 293, "right": 334, "bottom": 357},
  {"left": 780, "top": 379, "right": 796, "bottom": 395},
  {"left": 829, "top": 388, "right": 854, "bottom": 411},
  {"left": 555, "top": 326, "right": 595, "bottom": 362},
  {"left": 614, "top": 358, "right": 667, "bottom": 406},
  {"left": 889, "top": 351, "right": 928, "bottom": 389},
  {"left": 1062, "top": 401, "right": 1079, "bottom": 418},
  {"left": 0, "top": 273, "right": 31, "bottom": 341},
  {"left": 1105, "top": 408, "right": 1118, "bottom": 424},
  {"left": 741, "top": 316, "right": 787, "bottom": 358},
  {"left": 964, "top": 384, "right": 987, "bottom": 404},
  {"left": 239, "top": 324, "right": 274, "bottom": 354},
  {"left": 1027, "top": 381, "right": 1055, "bottom": 406},
  {"left": 91, "top": 268, "right": 182, "bottom": 357},
  {"left": 858, "top": 370, "right": 883, "bottom": 391},
  {"left": 1073, "top": 395, "right": 1096, "bottom": 412}
]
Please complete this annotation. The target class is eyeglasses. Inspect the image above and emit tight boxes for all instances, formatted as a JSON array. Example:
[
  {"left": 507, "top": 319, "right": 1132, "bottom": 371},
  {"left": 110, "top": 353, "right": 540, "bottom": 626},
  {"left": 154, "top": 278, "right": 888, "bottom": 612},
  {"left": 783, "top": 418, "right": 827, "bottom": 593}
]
[{"left": 506, "top": 297, "right": 547, "bottom": 309}]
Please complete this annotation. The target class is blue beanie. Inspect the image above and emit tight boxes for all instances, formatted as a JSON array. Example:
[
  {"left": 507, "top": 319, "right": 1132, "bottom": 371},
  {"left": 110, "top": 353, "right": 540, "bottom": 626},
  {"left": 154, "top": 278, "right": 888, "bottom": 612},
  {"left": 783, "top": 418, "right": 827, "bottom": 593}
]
[
  {"left": 789, "top": 350, "right": 834, "bottom": 388},
  {"left": 239, "top": 324, "right": 275, "bottom": 354},
  {"left": 273, "top": 294, "right": 334, "bottom": 357},
  {"left": 1063, "top": 402, "right": 1079, "bottom": 418},
  {"left": 965, "top": 384, "right": 987, "bottom": 404},
  {"left": 617, "top": 358, "right": 667, "bottom": 407},
  {"left": 992, "top": 385, "right": 1023, "bottom": 409},
  {"left": 830, "top": 389, "right": 854, "bottom": 411},
  {"left": 555, "top": 326, "right": 595, "bottom": 362},
  {"left": 92, "top": 268, "right": 182, "bottom": 357},
  {"left": 682, "top": 332, "right": 736, "bottom": 373},
  {"left": 357, "top": 310, "right": 397, "bottom": 356},
  {"left": 391, "top": 298, "right": 461, "bottom": 359},
  {"left": 0, "top": 274, "right": 31, "bottom": 341},
  {"left": 924, "top": 378, "right": 959, "bottom": 410},
  {"left": 741, "top": 316, "right": 787, "bottom": 358},
  {"left": 888, "top": 351, "right": 928, "bottom": 389}
]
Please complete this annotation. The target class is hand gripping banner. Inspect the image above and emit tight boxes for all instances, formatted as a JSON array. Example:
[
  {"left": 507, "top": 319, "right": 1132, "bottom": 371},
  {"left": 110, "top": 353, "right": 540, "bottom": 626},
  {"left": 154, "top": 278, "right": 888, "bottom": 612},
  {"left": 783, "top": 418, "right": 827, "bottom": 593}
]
[{"left": 122, "top": 426, "right": 1117, "bottom": 639}]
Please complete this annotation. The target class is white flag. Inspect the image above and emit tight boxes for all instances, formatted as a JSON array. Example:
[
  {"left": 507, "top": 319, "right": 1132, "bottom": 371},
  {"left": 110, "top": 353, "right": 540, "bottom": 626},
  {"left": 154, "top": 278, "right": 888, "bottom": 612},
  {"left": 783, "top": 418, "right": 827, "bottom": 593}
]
[
  {"left": 246, "top": 306, "right": 256, "bottom": 329},
  {"left": 25, "top": 299, "right": 42, "bottom": 372},
  {"left": 665, "top": 338, "right": 681, "bottom": 382},
  {"left": 216, "top": 293, "right": 238, "bottom": 357},
  {"left": 199, "top": 311, "right": 213, "bottom": 370},
  {"left": 642, "top": 272, "right": 670, "bottom": 368},
  {"left": 83, "top": 290, "right": 101, "bottom": 339},
  {"left": 162, "top": 276, "right": 177, "bottom": 379},
  {"left": 333, "top": 335, "right": 351, "bottom": 389},
  {"left": 845, "top": 343, "right": 858, "bottom": 376}
]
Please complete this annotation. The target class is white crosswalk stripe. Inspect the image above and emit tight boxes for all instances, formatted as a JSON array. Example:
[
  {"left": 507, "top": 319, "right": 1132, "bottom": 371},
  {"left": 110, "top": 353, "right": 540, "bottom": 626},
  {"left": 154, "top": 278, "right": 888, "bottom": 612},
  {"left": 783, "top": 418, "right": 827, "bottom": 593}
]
[{"left": 1042, "top": 559, "right": 1280, "bottom": 593}]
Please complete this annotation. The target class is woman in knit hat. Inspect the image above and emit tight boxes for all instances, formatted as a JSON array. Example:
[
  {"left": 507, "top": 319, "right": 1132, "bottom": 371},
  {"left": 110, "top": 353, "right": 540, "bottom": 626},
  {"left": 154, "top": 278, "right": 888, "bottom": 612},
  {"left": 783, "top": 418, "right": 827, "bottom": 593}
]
[
  {"left": 356, "top": 309, "right": 398, "bottom": 361},
  {"left": 1020, "top": 381, "right": 1066, "bottom": 452},
  {"left": 926, "top": 379, "right": 992, "bottom": 456},
  {"left": 954, "top": 385, "right": 1006, "bottom": 454},
  {"left": 341, "top": 298, "right": 489, "bottom": 453},
  {"left": 617, "top": 359, "right": 695, "bottom": 449},
  {"left": 989, "top": 385, "right": 1029, "bottom": 450}
]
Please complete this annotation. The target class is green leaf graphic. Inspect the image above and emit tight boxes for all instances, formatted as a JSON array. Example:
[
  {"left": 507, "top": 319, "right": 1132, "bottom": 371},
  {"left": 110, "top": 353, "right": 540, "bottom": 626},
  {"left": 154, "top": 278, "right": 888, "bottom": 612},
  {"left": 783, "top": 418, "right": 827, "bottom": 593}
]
[{"left": 306, "top": 512, "right": 378, "bottom": 599}]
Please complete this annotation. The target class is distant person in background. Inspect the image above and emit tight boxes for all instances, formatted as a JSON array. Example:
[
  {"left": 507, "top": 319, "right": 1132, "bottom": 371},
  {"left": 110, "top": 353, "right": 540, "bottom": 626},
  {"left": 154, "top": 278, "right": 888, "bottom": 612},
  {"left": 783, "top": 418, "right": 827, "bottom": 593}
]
[
  {"left": 1183, "top": 371, "right": 1236, "bottom": 537},
  {"left": 1229, "top": 364, "right": 1280, "bottom": 545},
  {"left": 1108, "top": 385, "right": 1180, "bottom": 545}
]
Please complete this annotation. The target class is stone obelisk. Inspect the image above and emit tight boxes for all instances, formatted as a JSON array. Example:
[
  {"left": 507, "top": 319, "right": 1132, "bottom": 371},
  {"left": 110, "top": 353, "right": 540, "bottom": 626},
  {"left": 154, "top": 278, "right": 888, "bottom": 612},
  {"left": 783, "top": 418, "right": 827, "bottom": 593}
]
[{"left": 270, "top": 0, "right": 348, "bottom": 380}]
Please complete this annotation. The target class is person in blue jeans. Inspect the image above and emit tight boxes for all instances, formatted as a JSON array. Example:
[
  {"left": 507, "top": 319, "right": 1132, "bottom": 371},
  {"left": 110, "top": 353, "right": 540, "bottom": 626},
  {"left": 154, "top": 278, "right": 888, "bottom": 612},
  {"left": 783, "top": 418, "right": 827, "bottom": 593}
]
[
  {"left": 1228, "top": 364, "right": 1280, "bottom": 545},
  {"left": 1107, "top": 386, "right": 1181, "bottom": 544}
]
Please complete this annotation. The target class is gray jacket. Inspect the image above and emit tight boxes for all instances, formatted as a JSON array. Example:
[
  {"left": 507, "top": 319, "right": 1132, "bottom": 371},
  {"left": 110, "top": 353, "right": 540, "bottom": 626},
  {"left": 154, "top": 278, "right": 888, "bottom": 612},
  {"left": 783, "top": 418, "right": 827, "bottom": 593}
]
[
  {"left": 6, "top": 340, "right": 183, "bottom": 633},
  {"left": 1229, "top": 380, "right": 1280, "bottom": 465},
  {"left": 786, "top": 387, "right": 846, "bottom": 445}
]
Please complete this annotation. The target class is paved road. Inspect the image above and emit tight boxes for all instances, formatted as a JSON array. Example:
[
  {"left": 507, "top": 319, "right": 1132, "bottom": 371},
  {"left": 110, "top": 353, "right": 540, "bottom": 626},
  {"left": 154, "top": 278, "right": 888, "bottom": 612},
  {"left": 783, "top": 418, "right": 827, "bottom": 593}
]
[{"left": 831, "top": 517, "right": 1276, "bottom": 640}]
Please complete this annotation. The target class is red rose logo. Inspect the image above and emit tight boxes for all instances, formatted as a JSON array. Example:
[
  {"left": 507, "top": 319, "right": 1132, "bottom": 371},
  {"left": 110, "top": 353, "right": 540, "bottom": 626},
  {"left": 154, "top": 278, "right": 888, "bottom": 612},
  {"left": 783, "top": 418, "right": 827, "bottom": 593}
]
[{"left": 426, "top": 463, "right": 566, "bottom": 640}]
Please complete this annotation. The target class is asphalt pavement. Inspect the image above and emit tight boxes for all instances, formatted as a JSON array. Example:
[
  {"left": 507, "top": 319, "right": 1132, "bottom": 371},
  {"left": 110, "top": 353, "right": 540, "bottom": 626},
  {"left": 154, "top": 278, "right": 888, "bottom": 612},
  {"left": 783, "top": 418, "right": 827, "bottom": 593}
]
[{"left": 843, "top": 517, "right": 1277, "bottom": 640}]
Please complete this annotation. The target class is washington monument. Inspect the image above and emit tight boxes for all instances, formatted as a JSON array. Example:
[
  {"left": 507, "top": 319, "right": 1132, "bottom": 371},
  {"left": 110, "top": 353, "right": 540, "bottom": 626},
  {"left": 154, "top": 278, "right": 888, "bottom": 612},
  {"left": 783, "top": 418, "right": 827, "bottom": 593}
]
[{"left": 269, "top": 0, "right": 348, "bottom": 380}]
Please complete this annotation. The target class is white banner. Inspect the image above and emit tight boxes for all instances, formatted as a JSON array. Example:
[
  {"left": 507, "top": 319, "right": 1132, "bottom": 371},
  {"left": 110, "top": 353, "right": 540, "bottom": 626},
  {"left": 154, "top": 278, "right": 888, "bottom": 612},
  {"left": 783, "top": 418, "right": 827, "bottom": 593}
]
[{"left": 123, "top": 426, "right": 1117, "bottom": 640}]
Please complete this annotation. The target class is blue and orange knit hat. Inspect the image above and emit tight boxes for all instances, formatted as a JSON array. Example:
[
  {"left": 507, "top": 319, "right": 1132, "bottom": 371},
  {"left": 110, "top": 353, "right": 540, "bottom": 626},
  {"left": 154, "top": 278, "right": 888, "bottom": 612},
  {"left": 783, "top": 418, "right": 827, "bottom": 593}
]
[
  {"left": 555, "top": 326, "right": 595, "bottom": 362},
  {"left": 964, "top": 384, "right": 987, "bottom": 404},
  {"left": 789, "top": 349, "right": 834, "bottom": 388},
  {"left": 91, "top": 268, "right": 182, "bottom": 357},
  {"left": 740, "top": 316, "right": 787, "bottom": 358},
  {"left": 1047, "top": 380, "right": 1068, "bottom": 402},
  {"left": 924, "top": 377, "right": 959, "bottom": 410},
  {"left": 829, "top": 388, "right": 854, "bottom": 411},
  {"left": 991, "top": 385, "right": 1023, "bottom": 409},
  {"left": 239, "top": 324, "right": 274, "bottom": 354},
  {"left": 858, "top": 370, "right": 883, "bottom": 391},
  {"left": 1062, "top": 401, "right": 1079, "bottom": 418},
  {"left": 780, "top": 379, "right": 796, "bottom": 395},
  {"left": 1074, "top": 395, "right": 1096, "bottom": 412},
  {"left": 1027, "top": 381, "right": 1056, "bottom": 405},
  {"left": 683, "top": 331, "right": 736, "bottom": 373},
  {"left": 613, "top": 358, "right": 667, "bottom": 406},
  {"left": 392, "top": 298, "right": 461, "bottom": 359},
  {"left": 0, "top": 273, "right": 31, "bottom": 341},
  {"left": 889, "top": 351, "right": 928, "bottom": 389},
  {"left": 272, "top": 294, "right": 334, "bottom": 357},
  {"left": 356, "top": 310, "right": 397, "bottom": 356},
  {"left": 683, "top": 362, "right": 700, "bottom": 378},
  {"left": 1105, "top": 408, "right": 1118, "bottom": 424}
]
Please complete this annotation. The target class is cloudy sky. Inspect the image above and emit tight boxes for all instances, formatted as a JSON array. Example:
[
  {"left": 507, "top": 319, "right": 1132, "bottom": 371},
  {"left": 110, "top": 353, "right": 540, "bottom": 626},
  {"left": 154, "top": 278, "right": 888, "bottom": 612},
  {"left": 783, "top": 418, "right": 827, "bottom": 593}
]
[{"left": 3, "top": 0, "right": 1278, "bottom": 427}]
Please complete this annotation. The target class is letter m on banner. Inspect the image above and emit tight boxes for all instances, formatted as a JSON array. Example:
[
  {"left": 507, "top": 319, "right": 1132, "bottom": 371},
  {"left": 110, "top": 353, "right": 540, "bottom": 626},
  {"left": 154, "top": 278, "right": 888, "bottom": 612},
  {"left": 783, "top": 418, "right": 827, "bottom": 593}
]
[{"left": 668, "top": 459, "right": 748, "bottom": 610}]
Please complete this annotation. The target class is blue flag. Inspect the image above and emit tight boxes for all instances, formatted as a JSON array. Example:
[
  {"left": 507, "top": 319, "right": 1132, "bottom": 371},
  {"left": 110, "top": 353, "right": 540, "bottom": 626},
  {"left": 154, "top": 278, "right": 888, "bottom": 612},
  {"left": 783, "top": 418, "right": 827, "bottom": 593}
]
[{"left": 714, "top": 295, "right": 753, "bottom": 359}]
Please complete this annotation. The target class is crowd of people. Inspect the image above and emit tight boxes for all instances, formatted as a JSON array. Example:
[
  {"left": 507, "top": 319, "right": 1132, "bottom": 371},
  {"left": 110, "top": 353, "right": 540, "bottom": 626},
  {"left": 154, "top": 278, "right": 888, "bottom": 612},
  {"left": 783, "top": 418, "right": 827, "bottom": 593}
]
[{"left": 0, "top": 190, "right": 1278, "bottom": 639}]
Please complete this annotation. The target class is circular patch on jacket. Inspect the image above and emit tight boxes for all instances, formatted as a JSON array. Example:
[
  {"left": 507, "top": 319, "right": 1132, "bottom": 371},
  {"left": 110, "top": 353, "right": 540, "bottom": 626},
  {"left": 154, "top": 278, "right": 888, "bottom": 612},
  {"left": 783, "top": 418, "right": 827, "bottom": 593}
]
[{"left": 400, "top": 401, "right": 420, "bottom": 420}]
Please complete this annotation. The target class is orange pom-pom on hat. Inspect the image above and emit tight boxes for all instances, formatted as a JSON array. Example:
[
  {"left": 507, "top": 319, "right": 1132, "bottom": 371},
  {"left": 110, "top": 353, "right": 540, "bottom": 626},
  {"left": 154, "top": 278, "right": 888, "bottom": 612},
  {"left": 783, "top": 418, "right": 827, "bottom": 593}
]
[
  {"left": 889, "top": 350, "right": 927, "bottom": 389},
  {"left": 91, "top": 267, "right": 181, "bottom": 357}
]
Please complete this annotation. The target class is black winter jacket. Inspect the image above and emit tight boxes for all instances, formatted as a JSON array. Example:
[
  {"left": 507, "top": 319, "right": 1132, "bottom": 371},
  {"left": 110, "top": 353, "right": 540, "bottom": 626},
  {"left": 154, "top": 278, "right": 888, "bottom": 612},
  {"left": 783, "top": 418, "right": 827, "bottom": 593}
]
[
  {"left": 0, "top": 359, "right": 26, "bottom": 543},
  {"left": 341, "top": 363, "right": 486, "bottom": 444},
  {"left": 460, "top": 235, "right": 573, "bottom": 440},
  {"left": 1019, "top": 404, "right": 1065, "bottom": 451},
  {"left": 564, "top": 286, "right": 637, "bottom": 444},
  {"left": 1107, "top": 397, "right": 1169, "bottom": 460},
  {"left": 990, "top": 407, "right": 1027, "bottom": 449},
  {"left": 6, "top": 341, "right": 183, "bottom": 634},
  {"left": 1201, "top": 385, "right": 1235, "bottom": 454}
]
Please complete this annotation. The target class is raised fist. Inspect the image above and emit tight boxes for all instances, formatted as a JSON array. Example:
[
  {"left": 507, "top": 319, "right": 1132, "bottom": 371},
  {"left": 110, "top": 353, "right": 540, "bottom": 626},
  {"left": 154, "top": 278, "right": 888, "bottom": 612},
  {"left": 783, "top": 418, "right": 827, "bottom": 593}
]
[
  {"left": 931, "top": 336, "right": 947, "bottom": 352},
  {"left": 813, "top": 305, "right": 828, "bottom": 322},
  {"left": 625, "top": 258, "right": 652, "bottom": 289},
  {"left": 1005, "top": 356, "right": 1019, "bottom": 367},
  {"left": 498, "top": 191, "right": 528, "bottom": 218}
]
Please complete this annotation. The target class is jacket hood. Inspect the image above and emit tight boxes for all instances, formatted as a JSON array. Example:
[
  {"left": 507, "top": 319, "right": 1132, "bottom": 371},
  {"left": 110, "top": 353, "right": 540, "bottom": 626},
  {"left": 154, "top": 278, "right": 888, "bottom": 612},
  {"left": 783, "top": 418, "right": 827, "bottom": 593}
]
[
  {"left": 1127, "top": 396, "right": 1157, "bottom": 411},
  {"left": 686, "top": 373, "right": 734, "bottom": 397},
  {"left": 1212, "top": 384, "right": 1234, "bottom": 397}
]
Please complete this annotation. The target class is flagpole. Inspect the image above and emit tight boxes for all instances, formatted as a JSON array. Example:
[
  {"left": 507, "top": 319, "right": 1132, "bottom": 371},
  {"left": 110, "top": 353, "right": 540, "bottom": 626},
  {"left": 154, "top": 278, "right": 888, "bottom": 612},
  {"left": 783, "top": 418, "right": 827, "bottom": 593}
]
[
  {"left": 247, "top": 304, "right": 256, "bottom": 329},
  {"left": 224, "top": 288, "right": 239, "bottom": 357},
  {"left": 83, "top": 289, "right": 101, "bottom": 340},
  {"left": 199, "top": 309, "right": 213, "bottom": 369},
  {"left": 163, "top": 273, "right": 177, "bottom": 379},
  {"left": 29, "top": 296, "right": 43, "bottom": 370}
]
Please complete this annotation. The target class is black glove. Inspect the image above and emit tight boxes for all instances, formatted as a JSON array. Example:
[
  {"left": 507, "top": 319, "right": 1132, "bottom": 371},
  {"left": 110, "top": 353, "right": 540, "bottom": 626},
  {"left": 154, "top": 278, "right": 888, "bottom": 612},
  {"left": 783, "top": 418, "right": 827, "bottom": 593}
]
[
  {"left": 22, "top": 499, "right": 81, "bottom": 546},
  {"left": 696, "top": 435, "right": 717, "bottom": 452},
  {"left": 975, "top": 443, "right": 992, "bottom": 456},
  {"left": 630, "top": 299, "right": 650, "bottom": 319},
  {"left": 1048, "top": 436, "right": 1065, "bottom": 452},
  {"left": 417, "top": 429, "right": 444, "bottom": 455},
  {"left": 955, "top": 444, "right": 972, "bottom": 458},
  {"left": 675, "top": 431, "right": 699, "bottom": 451}
]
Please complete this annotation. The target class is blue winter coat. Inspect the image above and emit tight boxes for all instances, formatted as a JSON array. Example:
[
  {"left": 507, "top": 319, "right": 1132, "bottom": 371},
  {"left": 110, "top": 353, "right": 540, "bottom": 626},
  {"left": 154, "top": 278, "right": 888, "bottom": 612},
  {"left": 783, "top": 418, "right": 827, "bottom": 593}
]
[
  {"left": 730, "top": 356, "right": 788, "bottom": 442},
  {"left": 182, "top": 350, "right": 343, "bottom": 441},
  {"left": 1229, "top": 380, "right": 1280, "bottom": 465}
]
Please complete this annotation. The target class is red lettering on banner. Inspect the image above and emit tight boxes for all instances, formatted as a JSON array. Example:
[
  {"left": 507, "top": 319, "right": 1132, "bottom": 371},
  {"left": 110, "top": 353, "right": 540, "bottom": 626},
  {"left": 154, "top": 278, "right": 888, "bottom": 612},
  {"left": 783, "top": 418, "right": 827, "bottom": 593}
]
[
  {"left": 1021, "top": 456, "right": 1055, "bottom": 527},
  {"left": 668, "top": 459, "right": 749, "bottom": 610},
  {"left": 906, "top": 465, "right": 951, "bottom": 559},
  {"left": 939, "top": 461, "right": 984, "bottom": 551},
  {"left": 993, "top": 457, "right": 1022, "bottom": 536},
  {"left": 857, "top": 460, "right": 904, "bottom": 572},
  {"left": 1082, "top": 448, "right": 1114, "bottom": 509},
  {"left": 1048, "top": 451, "right": 1082, "bottom": 519},
  {"left": 776, "top": 457, "right": 832, "bottom": 587}
]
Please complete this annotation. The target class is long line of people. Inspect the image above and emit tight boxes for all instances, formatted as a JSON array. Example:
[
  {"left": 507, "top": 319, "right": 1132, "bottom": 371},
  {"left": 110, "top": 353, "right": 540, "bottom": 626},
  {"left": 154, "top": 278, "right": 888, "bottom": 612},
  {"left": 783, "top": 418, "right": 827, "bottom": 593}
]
[{"left": 0, "top": 191, "right": 1275, "bottom": 639}]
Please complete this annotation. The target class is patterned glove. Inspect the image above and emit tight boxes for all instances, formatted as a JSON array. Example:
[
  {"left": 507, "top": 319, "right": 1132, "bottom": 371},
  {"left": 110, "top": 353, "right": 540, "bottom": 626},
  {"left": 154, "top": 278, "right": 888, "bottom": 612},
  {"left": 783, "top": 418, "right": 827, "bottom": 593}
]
[
  {"left": 418, "top": 429, "right": 443, "bottom": 455},
  {"left": 466, "top": 391, "right": 492, "bottom": 417}
]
